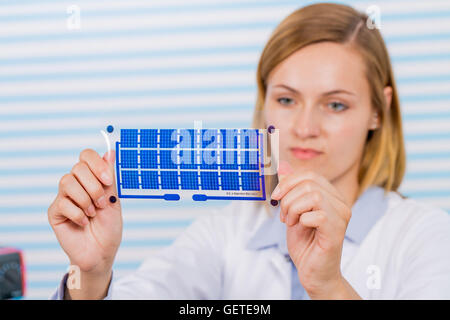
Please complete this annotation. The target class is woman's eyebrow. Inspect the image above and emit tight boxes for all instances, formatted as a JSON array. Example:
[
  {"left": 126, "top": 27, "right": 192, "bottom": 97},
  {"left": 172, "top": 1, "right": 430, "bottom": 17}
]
[
  {"left": 322, "top": 89, "right": 356, "bottom": 96},
  {"left": 273, "top": 84, "right": 300, "bottom": 94},
  {"left": 273, "top": 84, "right": 355, "bottom": 96}
]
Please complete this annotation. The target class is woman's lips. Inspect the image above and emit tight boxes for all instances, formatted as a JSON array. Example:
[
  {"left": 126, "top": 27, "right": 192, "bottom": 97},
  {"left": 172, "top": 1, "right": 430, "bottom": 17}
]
[{"left": 291, "top": 147, "right": 323, "bottom": 160}]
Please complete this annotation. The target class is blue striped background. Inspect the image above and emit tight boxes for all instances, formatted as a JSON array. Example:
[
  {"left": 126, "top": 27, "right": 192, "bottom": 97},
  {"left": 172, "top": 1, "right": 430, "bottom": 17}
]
[{"left": 1, "top": 0, "right": 450, "bottom": 299}]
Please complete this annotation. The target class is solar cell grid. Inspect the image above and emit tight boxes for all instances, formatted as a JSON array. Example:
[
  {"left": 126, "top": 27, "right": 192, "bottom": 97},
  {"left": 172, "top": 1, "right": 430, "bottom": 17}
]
[{"left": 114, "top": 128, "right": 266, "bottom": 201}]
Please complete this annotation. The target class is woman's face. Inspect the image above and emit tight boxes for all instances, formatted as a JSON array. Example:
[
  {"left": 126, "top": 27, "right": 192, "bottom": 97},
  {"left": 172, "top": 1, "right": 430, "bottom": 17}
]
[{"left": 264, "top": 41, "right": 379, "bottom": 183}]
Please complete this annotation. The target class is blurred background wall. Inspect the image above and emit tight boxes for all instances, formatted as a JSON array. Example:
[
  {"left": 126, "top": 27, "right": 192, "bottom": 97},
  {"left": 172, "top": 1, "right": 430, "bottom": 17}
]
[{"left": 0, "top": 0, "right": 449, "bottom": 299}]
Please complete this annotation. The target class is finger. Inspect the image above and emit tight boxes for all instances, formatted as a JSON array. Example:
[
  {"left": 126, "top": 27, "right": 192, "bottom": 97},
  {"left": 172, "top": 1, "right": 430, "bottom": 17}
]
[
  {"left": 277, "top": 160, "right": 294, "bottom": 182},
  {"left": 279, "top": 180, "right": 317, "bottom": 221},
  {"left": 102, "top": 150, "right": 116, "bottom": 189},
  {"left": 271, "top": 160, "right": 293, "bottom": 208},
  {"left": 60, "top": 173, "right": 97, "bottom": 217},
  {"left": 298, "top": 210, "right": 327, "bottom": 229},
  {"left": 80, "top": 148, "right": 113, "bottom": 186},
  {"left": 103, "top": 150, "right": 121, "bottom": 207},
  {"left": 284, "top": 191, "right": 323, "bottom": 226},
  {"left": 279, "top": 178, "right": 337, "bottom": 221},
  {"left": 299, "top": 209, "right": 347, "bottom": 238},
  {"left": 279, "top": 173, "right": 343, "bottom": 204},
  {"left": 272, "top": 164, "right": 345, "bottom": 204},
  {"left": 272, "top": 160, "right": 296, "bottom": 201},
  {"left": 71, "top": 162, "right": 107, "bottom": 209},
  {"left": 280, "top": 181, "right": 351, "bottom": 227},
  {"left": 51, "top": 196, "right": 89, "bottom": 227}
]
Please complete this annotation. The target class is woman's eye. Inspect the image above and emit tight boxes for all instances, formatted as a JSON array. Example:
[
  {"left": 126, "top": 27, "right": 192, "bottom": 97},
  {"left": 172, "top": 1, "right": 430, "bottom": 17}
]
[
  {"left": 327, "top": 101, "right": 348, "bottom": 112},
  {"left": 277, "top": 97, "right": 293, "bottom": 106}
]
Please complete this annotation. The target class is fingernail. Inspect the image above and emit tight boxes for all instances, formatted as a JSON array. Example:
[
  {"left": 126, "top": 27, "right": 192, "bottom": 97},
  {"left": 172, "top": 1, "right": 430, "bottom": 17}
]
[
  {"left": 82, "top": 216, "right": 89, "bottom": 226},
  {"left": 87, "top": 204, "right": 96, "bottom": 217},
  {"left": 101, "top": 172, "right": 113, "bottom": 186},
  {"left": 280, "top": 212, "right": 285, "bottom": 223},
  {"left": 272, "top": 186, "right": 281, "bottom": 199},
  {"left": 270, "top": 199, "right": 278, "bottom": 206},
  {"left": 97, "top": 195, "right": 107, "bottom": 208},
  {"left": 109, "top": 195, "right": 117, "bottom": 203},
  {"left": 106, "top": 151, "right": 115, "bottom": 164}
]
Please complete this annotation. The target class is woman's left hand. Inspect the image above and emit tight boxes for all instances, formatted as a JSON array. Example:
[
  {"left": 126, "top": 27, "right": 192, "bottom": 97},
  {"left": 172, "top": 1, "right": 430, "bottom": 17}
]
[{"left": 271, "top": 161, "right": 357, "bottom": 299}]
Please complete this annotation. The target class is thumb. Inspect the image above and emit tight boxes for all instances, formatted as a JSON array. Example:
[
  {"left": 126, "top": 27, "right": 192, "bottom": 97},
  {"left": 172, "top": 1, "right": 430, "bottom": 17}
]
[
  {"left": 277, "top": 159, "right": 294, "bottom": 182},
  {"left": 270, "top": 160, "right": 293, "bottom": 205},
  {"left": 102, "top": 150, "right": 117, "bottom": 193},
  {"left": 103, "top": 149, "right": 115, "bottom": 166}
]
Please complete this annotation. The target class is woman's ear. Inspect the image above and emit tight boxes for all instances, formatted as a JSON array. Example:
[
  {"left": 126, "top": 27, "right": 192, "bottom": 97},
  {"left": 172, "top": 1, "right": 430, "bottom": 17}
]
[
  {"left": 370, "top": 86, "right": 393, "bottom": 130},
  {"left": 383, "top": 86, "right": 393, "bottom": 111}
]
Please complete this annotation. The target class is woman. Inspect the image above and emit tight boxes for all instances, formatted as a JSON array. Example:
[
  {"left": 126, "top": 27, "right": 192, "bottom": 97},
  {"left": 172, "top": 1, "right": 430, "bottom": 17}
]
[{"left": 48, "top": 3, "right": 450, "bottom": 299}]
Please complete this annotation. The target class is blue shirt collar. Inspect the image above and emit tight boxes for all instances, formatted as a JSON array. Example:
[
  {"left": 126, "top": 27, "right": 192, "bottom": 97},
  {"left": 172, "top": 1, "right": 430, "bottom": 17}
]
[{"left": 247, "top": 185, "right": 389, "bottom": 254}]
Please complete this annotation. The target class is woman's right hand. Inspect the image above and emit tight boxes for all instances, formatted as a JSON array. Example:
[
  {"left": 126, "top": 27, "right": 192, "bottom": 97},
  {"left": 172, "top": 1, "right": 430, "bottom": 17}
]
[{"left": 48, "top": 149, "right": 123, "bottom": 280}]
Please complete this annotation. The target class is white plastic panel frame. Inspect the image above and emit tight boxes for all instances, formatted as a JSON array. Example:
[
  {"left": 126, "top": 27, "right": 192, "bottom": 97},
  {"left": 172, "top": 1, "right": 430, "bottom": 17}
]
[{"left": 102, "top": 125, "right": 279, "bottom": 202}]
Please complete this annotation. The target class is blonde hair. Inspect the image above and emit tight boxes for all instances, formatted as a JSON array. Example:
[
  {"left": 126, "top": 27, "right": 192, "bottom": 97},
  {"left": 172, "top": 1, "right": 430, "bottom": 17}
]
[{"left": 252, "top": 3, "right": 406, "bottom": 206}]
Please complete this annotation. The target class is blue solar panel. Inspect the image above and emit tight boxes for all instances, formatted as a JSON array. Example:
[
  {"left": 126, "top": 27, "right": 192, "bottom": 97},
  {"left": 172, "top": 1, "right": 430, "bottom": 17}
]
[
  {"left": 160, "top": 150, "right": 177, "bottom": 169},
  {"left": 200, "top": 171, "right": 219, "bottom": 190},
  {"left": 242, "top": 172, "right": 261, "bottom": 191},
  {"left": 241, "top": 151, "right": 259, "bottom": 170},
  {"left": 221, "top": 172, "right": 239, "bottom": 190},
  {"left": 140, "top": 129, "right": 158, "bottom": 148},
  {"left": 121, "top": 150, "right": 138, "bottom": 169},
  {"left": 140, "top": 150, "right": 157, "bottom": 169},
  {"left": 120, "top": 129, "right": 138, "bottom": 148},
  {"left": 180, "top": 171, "right": 199, "bottom": 190},
  {"left": 180, "top": 150, "right": 197, "bottom": 169},
  {"left": 141, "top": 171, "right": 158, "bottom": 189},
  {"left": 220, "top": 151, "right": 238, "bottom": 170},
  {"left": 122, "top": 170, "right": 139, "bottom": 189},
  {"left": 161, "top": 171, "right": 179, "bottom": 189},
  {"left": 160, "top": 129, "right": 178, "bottom": 148},
  {"left": 114, "top": 128, "right": 266, "bottom": 201}
]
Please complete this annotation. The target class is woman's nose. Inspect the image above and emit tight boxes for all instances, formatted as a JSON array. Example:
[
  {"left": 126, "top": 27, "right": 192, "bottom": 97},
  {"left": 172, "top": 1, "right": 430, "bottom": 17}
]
[{"left": 290, "top": 107, "right": 321, "bottom": 139}]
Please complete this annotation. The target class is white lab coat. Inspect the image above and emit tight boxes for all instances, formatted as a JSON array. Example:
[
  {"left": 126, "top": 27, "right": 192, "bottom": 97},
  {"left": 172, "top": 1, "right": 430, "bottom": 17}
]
[
  {"left": 107, "top": 191, "right": 450, "bottom": 299},
  {"left": 51, "top": 189, "right": 450, "bottom": 299}
]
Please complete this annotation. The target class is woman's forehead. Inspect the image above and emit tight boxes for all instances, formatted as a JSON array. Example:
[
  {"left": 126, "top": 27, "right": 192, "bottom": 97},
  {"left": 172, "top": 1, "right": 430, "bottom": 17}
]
[{"left": 267, "top": 42, "right": 367, "bottom": 94}]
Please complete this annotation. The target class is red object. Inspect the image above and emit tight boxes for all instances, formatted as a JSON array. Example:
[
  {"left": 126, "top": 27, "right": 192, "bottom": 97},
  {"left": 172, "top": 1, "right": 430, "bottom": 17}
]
[{"left": 0, "top": 247, "right": 26, "bottom": 298}]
